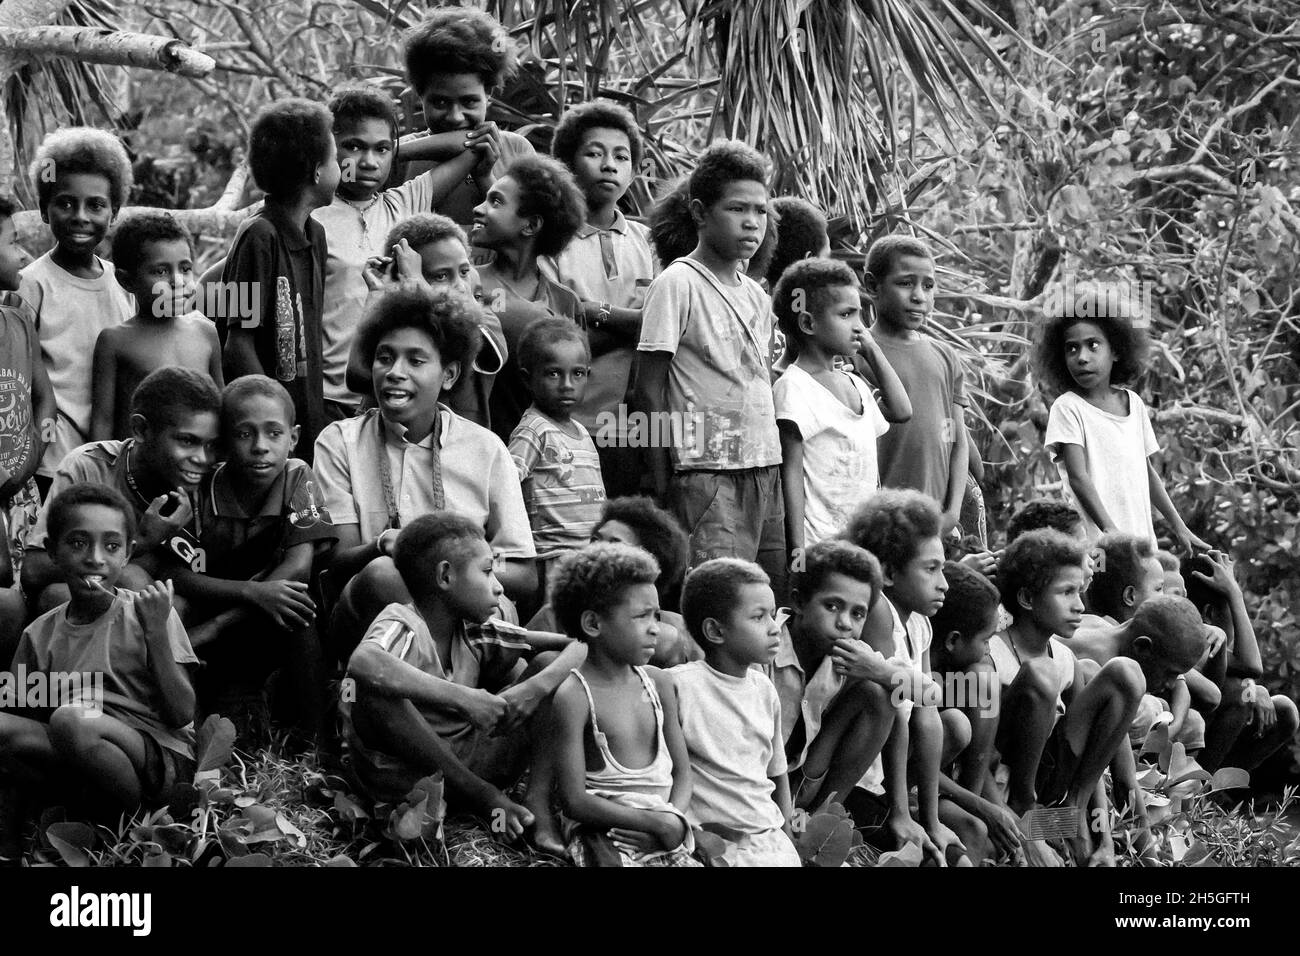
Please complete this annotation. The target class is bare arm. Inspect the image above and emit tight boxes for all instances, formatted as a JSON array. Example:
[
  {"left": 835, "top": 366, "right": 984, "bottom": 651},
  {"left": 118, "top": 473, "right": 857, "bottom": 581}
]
[
  {"left": 653, "top": 667, "right": 692, "bottom": 813},
  {"left": 1148, "top": 461, "right": 1209, "bottom": 551},
  {"left": 940, "top": 412, "right": 969, "bottom": 534},
  {"left": 348, "top": 640, "right": 489, "bottom": 716},
  {"left": 630, "top": 349, "right": 674, "bottom": 501},
  {"left": 778, "top": 420, "right": 806, "bottom": 562},
  {"left": 205, "top": 321, "right": 225, "bottom": 390},
  {"left": 89, "top": 330, "right": 118, "bottom": 442},
  {"left": 1058, "top": 443, "right": 1116, "bottom": 533},
  {"left": 857, "top": 336, "right": 912, "bottom": 423},
  {"left": 137, "top": 582, "right": 196, "bottom": 728},
  {"left": 223, "top": 326, "right": 265, "bottom": 379}
]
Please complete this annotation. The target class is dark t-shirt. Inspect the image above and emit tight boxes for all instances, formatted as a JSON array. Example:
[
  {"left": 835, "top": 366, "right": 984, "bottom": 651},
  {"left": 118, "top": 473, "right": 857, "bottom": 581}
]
[{"left": 0, "top": 293, "right": 40, "bottom": 486}]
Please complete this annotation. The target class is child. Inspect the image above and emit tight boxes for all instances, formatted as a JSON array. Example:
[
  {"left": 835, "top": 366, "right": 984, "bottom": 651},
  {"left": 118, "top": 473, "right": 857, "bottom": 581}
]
[
  {"left": 220, "top": 98, "right": 339, "bottom": 463},
  {"left": 856, "top": 235, "right": 969, "bottom": 536},
  {"left": 1156, "top": 549, "right": 1186, "bottom": 598},
  {"left": 315, "top": 86, "right": 475, "bottom": 420},
  {"left": 546, "top": 101, "right": 658, "bottom": 496},
  {"left": 91, "top": 211, "right": 223, "bottom": 441},
  {"left": 1005, "top": 497, "right": 1085, "bottom": 545},
  {"left": 771, "top": 258, "right": 910, "bottom": 556},
  {"left": 508, "top": 318, "right": 605, "bottom": 572},
  {"left": 471, "top": 155, "right": 585, "bottom": 441},
  {"left": 19, "top": 128, "right": 135, "bottom": 485},
  {"left": 548, "top": 542, "right": 697, "bottom": 866},
  {"left": 342, "top": 512, "right": 583, "bottom": 835},
  {"left": 394, "top": 8, "right": 534, "bottom": 227},
  {"left": 315, "top": 285, "right": 536, "bottom": 657},
  {"left": 676, "top": 558, "right": 800, "bottom": 866},
  {"left": 21, "top": 368, "right": 221, "bottom": 613},
  {"left": 649, "top": 174, "right": 779, "bottom": 286},
  {"left": 634, "top": 141, "right": 786, "bottom": 596},
  {"left": 765, "top": 197, "right": 831, "bottom": 289},
  {"left": 1035, "top": 289, "right": 1208, "bottom": 550},
  {"left": 0, "top": 483, "right": 196, "bottom": 857},
  {"left": 172, "top": 376, "right": 337, "bottom": 740}
]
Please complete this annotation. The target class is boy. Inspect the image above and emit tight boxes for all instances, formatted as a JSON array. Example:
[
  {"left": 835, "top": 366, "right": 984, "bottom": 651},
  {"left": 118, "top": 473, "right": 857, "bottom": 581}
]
[
  {"left": 508, "top": 318, "right": 605, "bottom": 571},
  {"left": 471, "top": 155, "right": 585, "bottom": 442},
  {"left": 92, "top": 211, "right": 223, "bottom": 441},
  {"left": 856, "top": 235, "right": 969, "bottom": 536},
  {"left": 342, "top": 512, "right": 582, "bottom": 837},
  {"left": 1005, "top": 498, "right": 1085, "bottom": 545},
  {"left": 634, "top": 141, "right": 786, "bottom": 596},
  {"left": 394, "top": 8, "right": 534, "bottom": 227},
  {"left": 0, "top": 483, "right": 196, "bottom": 857},
  {"left": 771, "top": 258, "right": 910, "bottom": 556},
  {"left": 21, "top": 368, "right": 221, "bottom": 614},
  {"left": 546, "top": 101, "right": 658, "bottom": 496},
  {"left": 220, "top": 98, "right": 339, "bottom": 463},
  {"left": 171, "top": 376, "right": 337, "bottom": 740},
  {"left": 676, "top": 558, "right": 800, "bottom": 866},
  {"left": 19, "top": 128, "right": 135, "bottom": 486}
]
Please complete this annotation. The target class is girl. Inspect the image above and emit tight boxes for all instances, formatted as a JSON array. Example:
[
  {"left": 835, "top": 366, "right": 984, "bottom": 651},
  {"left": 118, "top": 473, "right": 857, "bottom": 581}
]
[{"left": 1035, "top": 290, "right": 1209, "bottom": 552}]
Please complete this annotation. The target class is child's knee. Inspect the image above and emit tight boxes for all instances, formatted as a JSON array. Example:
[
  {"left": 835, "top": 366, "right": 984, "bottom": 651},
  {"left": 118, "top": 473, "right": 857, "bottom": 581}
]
[
  {"left": 1274, "top": 696, "right": 1300, "bottom": 736},
  {"left": 1014, "top": 657, "right": 1059, "bottom": 703},
  {"left": 941, "top": 708, "right": 972, "bottom": 755},
  {"left": 845, "top": 677, "right": 895, "bottom": 721},
  {"left": 1096, "top": 657, "right": 1145, "bottom": 702},
  {"left": 1076, "top": 658, "right": 1101, "bottom": 684},
  {"left": 47, "top": 706, "right": 98, "bottom": 753}
]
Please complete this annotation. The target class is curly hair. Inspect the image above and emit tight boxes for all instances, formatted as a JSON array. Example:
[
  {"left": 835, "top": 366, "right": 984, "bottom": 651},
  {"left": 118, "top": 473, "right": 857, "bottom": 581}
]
[
  {"left": 130, "top": 366, "right": 221, "bottom": 430},
  {"left": 393, "top": 512, "right": 487, "bottom": 599},
  {"left": 1087, "top": 531, "right": 1156, "bottom": 620},
  {"left": 249, "top": 99, "right": 334, "bottom": 199},
  {"left": 689, "top": 140, "right": 769, "bottom": 208},
  {"left": 842, "top": 489, "right": 942, "bottom": 574},
  {"left": 792, "top": 539, "right": 882, "bottom": 607},
  {"left": 930, "top": 562, "right": 999, "bottom": 640},
  {"left": 998, "top": 529, "right": 1087, "bottom": 616},
  {"left": 649, "top": 176, "right": 696, "bottom": 265},
  {"left": 765, "top": 196, "right": 829, "bottom": 287},
  {"left": 1006, "top": 498, "right": 1082, "bottom": 545},
  {"left": 596, "top": 497, "right": 689, "bottom": 595},
  {"left": 404, "top": 8, "right": 518, "bottom": 95},
  {"left": 355, "top": 285, "right": 481, "bottom": 373},
  {"left": 328, "top": 83, "right": 400, "bottom": 140},
  {"left": 385, "top": 213, "right": 468, "bottom": 254},
  {"left": 517, "top": 316, "right": 589, "bottom": 373},
  {"left": 31, "top": 127, "right": 133, "bottom": 212},
  {"left": 864, "top": 234, "right": 933, "bottom": 284},
  {"left": 549, "top": 542, "right": 661, "bottom": 641},
  {"left": 551, "top": 100, "right": 644, "bottom": 173},
  {"left": 1032, "top": 294, "right": 1150, "bottom": 396},
  {"left": 46, "top": 482, "right": 137, "bottom": 547},
  {"left": 110, "top": 211, "right": 192, "bottom": 276},
  {"left": 221, "top": 374, "right": 295, "bottom": 429},
  {"left": 1130, "top": 595, "right": 1208, "bottom": 670},
  {"left": 502, "top": 155, "right": 586, "bottom": 258},
  {"left": 681, "top": 558, "right": 771, "bottom": 646},
  {"left": 771, "top": 257, "right": 859, "bottom": 346}
]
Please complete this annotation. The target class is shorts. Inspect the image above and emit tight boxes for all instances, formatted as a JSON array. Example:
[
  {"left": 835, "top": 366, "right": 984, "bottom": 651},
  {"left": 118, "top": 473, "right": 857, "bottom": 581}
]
[
  {"left": 140, "top": 735, "right": 196, "bottom": 803},
  {"left": 1131, "top": 694, "right": 1206, "bottom": 752},
  {"left": 1034, "top": 719, "right": 1082, "bottom": 807}
]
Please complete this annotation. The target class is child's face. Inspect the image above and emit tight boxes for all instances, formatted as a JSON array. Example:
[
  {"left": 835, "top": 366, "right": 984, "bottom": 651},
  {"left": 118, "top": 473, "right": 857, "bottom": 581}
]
[
  {"left": 1025, "top": 564, "right": 1086, "bottom": 637},
  {"left": 50, "top": 503, "right": 131, "bottom": 600},
  {"left": 335, "top": 116, "right": 395, "bottom": 201},
  {"left": 591, "top": 582, "right": 661, "bottom": 666},
  {"left": 135, "top": 410, "right": 220, "bottom": 491},
  {"left": 441, "top": 537, "right": 504, "bottom": 624},
  {"left": 946, "top": 612, "right": 997, "bottom": 670},
  {"left": 1163, "top": 570, "right": 1187, "bottom": 599},
  {"left": 806, "top": 284, "right": 866, "bottom": 356},
  {"left": 869, "top": 253, "right": 935, "bottom": 333},
  {"left": 528, "top": 339, "right": 589, "bottom": 418},
  {"left": 1126, "top": 556, "right": 1166, "bottom": 614},
  {"left": 127, "top": 238, "right": 196, "bottom": 319},
  {"left": 794, "top": 571, "right": 875, "bottom": 652},
  {"left": 224, "top": 393, "right": 298, "bottom": 489},
  {"left": 716, "top": 582, "right": 782, "bottom": 666},
  {"left": 372, "top": 327, "right": 455, "bottom": 428},
  {"left": 413, "top": 237, "right": 473, "bottom": 295},
  {"left": 470, "top": 175, "right": 531, "bottom": 250},
  {"left": 420, "top": 73, "right": 489, "bottom": 133},
  {"left": 591, "top": 519, "right": 640, "bottom": 549},
  {"left": 693, "top": 180, "right": 768, "bottom": 263},
  {"left": 0, "top": 216, "right": 32, "bottom": 291},
  {"left": 1133, "top": 636, "right": 1203, "bottom": 696},
  {"left": 44, "top": 172, "right": 115, "bottom": 257},
  {"left": 1063, "top": 321, "right": 1115, "bottom": 392},
  {"left": 886, "top": 536, "right": 948, "bottom": 617},
  {"left": 312, "top": 136, "right": 342, "bottom": 208},
  {"left": 571, "top": 126, "right": 634, "bottom": 209}
]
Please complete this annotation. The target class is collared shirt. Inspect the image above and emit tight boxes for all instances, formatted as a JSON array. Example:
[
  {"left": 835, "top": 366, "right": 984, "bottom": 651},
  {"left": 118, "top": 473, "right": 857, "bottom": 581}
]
[
  {"left": 199, "top": 459, "right": 338, "bottom": 579},
  {"left": 313, "top": 406, "right": 535, "bottom": 557},
  {"left": 765, "top": 624, "right": 847, "bottom": 772},
  {"left": 0, "top": 291, "right": 41, "bottom": 485}
]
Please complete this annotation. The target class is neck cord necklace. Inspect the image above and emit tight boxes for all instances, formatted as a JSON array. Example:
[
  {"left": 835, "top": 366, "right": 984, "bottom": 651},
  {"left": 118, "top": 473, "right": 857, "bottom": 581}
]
[{"left": 376, "top": 410, "right": 445, "bottom": 530}]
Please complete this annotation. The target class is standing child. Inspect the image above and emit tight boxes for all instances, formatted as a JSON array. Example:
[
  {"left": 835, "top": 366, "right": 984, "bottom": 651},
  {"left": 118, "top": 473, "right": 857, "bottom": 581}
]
[
  {"left": 508, "top": 319, "right": 605, "bottom": 578},
  {"left": 1035, "top": 289, "right": 1209, "bottom": 550},
  {"left": 771, "top": 258, "right": 910, "bottom": 558},
  {"left": 19, "top": 128, "right": 135, "bottom": 487},
  {"left": 676, "top": 558, "right": 800, "bottom": 866},
  {"left": 547, "top": 101, "right": 658, "bottom": 496},
  {"left": 92, "top": 211, "right": 223, "bottom": 441},
  {"left": 220, "top": 98, "right": 339, "bottom": 463},
  {"left": 857, "top": 235, "right": 969, "bottom": 536},
  {"left": 549, "top": 543, "right": 698, "bottom": 866}
]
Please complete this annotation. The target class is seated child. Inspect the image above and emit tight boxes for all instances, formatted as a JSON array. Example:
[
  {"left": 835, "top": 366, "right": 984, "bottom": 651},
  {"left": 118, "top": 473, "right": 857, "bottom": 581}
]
[
  {"left": 676, "top": 558, "right": 800, "bottom": 866},
  {"left": 0, "top": 483, "right": 196, "bottom": 859},
  {"left": 342, "top": 512, "right": 583, "bottom": 835},
  {"left": 772, "top": 258, "right": 910, "bottom": 556},
  {"left": 92, "top": 211, "right": 223, "bottom": 441},
  {"left": 508, "top": 318, "right": 605, "bottom": 575},
  {"left": 21, "top": 368, "right": 221, "bottom": 614},
  {"left": 548, "top": 542, "right": 697, "bottom": 866},
  {"left": 173, "top": 376, "right": 338, "bottom": 741},
  {"left": 19, "top": 128, "right": 135, "bottom": 484}
]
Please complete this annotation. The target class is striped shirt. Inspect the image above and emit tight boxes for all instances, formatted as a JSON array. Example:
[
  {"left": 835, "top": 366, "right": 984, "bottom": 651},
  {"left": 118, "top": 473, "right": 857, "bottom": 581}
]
[{"left": 508, "top": 406, "right": 605, "bottom": 557}]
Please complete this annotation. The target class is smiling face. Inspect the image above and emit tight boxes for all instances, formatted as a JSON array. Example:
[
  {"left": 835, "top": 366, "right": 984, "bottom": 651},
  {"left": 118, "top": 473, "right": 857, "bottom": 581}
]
[
  {"left": 1063, "top": 320, "right": 1115, "bottom": 393},
  {"left": 587, "top": 581, "right": 662, "bottom": 666},
  {"left": 470, "top": 175, "right": 532, "bottom": 250},
  {"left": 570, "top": 126, "right": 634, "bottom": 211},
  {"left": 693, "top": 180, "right": 768, "bottom": 264},
  {"left": 127, "top": 238, "right": 196, "bottom": 319},
  {"left": 372, "top": 326, "right": 455, "bottom": 435},
  {"left": 886, "top": 536, "right": 948, "bottom": 617},
  {"left": 527, "top": 338, "right": 589, "bottom": 419},
  {"left": 50, "top": 503, "right": 132, "bottom": 600},
  {"left": 1023, "top": 563, "right": 1087, "bottom": 638},
  {"left": 420, "top": 72, "right": 489, "bottom": 134},
  {"left": 45, "top": 171, "right": 115, "bottom": 259},
  {"left": 224, "top": 392, "right": 298, "bottom": 491},
  {"left": 804, "top": 284, "right": 866, "bottom": 356},
  {"left": 793, "top": 571, "right": 876, "bottom": 653},
  {"left": 335, "top": 116, "right": 396, "bottom": 201},
  {"left": 134, "top": 410, "right": 220, "bottom": 491},
  {"left": 869, "top": 253, "right": 936, "bottom": 334},
  {"left": 0, "top": 216, "right": 32, "bottom": 291}
]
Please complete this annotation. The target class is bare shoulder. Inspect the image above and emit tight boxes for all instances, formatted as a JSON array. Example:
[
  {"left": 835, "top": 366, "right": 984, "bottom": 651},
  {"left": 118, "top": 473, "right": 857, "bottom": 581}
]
[{"left": 553, "top": 673, "right": 589, "bottom": 723}]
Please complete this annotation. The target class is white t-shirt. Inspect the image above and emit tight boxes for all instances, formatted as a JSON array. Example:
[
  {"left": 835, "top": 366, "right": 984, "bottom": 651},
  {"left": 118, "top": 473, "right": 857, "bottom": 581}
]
[
  {"left": 1044, "top": 388, "right": 1159, "bottom": 543},
  {"left": 861, "top": 598, "right": 932, "bottom": 795},
  {"left": 19, "top": 252, "right": 134, "bottom": 475},
  {"left": 773, "top": 364, "right": 889, "bottom": 545},
  {"left": 673, "top": 660, "right": 787, "bottom": 834}
]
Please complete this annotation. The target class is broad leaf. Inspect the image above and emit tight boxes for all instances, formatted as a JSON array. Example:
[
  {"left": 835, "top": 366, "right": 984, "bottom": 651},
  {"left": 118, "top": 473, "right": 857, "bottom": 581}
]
[{"left": 45, "top": 821, "right": 95, "bottom": 868}]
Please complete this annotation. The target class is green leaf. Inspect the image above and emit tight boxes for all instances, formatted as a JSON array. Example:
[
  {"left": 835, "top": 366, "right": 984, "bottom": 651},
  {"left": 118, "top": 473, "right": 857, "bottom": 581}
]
[
  {"left": 876, "top": 841, "right": 924, "bottom": 867},
  {"left": 142, "top": 849, "right": 172, "bottom": 868},
  {"left": 225, "top": 852, "right": 272, "bottom": 867},
  {"left": 1208, "top": 768, "right": 1250, "bottom": 792},
  {"left": 333, "top": 793, "right": 369, "bottom": 824},
  {"left": 324, "top": 855, "right": 357, "bottom": 867},
  {"left": 195, "top": 714, "right": 237, "bottom": 773},
  {"left": 45, "top": 822, "right": 95, "bottom": 868}
]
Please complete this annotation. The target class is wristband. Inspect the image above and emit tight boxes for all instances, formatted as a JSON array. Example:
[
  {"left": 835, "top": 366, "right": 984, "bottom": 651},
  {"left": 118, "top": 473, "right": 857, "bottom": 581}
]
[
  {"left": 376, "top": 528, "right": 397, "bottom": 555},
  {"left": 596, "top": 302, "right": 612, "bottom": 328}
]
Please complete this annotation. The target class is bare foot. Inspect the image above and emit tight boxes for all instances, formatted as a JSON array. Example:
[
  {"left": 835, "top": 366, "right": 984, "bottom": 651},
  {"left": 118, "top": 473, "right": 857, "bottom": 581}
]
[{"left": 527, "top": 812, "right": 570, "bottom": 860}]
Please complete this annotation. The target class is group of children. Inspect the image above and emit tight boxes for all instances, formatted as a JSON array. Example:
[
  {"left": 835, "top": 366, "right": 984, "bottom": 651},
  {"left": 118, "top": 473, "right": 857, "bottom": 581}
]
[{"left": 0, "top": 6, "right": 1294, "bottom": 867}]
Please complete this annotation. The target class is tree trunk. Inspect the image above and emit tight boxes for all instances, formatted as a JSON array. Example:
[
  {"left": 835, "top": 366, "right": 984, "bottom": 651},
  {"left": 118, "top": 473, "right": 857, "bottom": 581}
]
[{"left": 0, "top": 27, "right": 215, "bottom": 77}]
